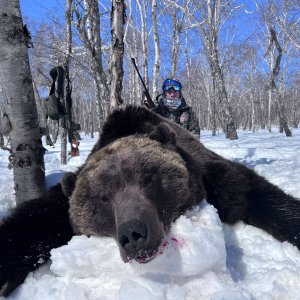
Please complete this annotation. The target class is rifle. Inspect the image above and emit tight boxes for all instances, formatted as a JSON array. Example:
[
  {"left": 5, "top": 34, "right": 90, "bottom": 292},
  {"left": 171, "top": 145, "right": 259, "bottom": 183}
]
[{"left": 131, "top": 58, "right": 155, "bottom": 109}]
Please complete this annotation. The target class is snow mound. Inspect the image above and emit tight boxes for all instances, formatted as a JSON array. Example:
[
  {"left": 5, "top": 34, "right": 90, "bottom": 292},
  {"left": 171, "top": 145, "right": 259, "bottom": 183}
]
[{"left": 11, "top": 202, "right": 249, "bottom": 300}]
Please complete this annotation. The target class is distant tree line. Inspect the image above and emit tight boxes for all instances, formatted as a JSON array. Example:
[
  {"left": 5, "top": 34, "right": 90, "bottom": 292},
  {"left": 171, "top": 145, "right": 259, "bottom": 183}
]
[
  {"left": 1, "top": 0, "right": 300, "bottom": 139},
  {"left": 0, "top": 0, "right": 299, "bottom": 203}
]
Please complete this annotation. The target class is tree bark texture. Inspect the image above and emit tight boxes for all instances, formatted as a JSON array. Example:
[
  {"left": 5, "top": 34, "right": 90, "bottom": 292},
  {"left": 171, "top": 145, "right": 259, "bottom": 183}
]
[
  {"left": 266, "top": 27, "right": 291, "bottom": 137},
  {"left": 136, "top": 0, "right": 149, "bottom": 89},
  {"left": 124, "top": 0, "right": 142, "bottom": 106},
  {"left": 73, "top": 0, "right": 109, "bottom": 128},
  {"left": 201, "top": 0, "right": 238, "bottom": 140},
  {"left": 151, "top": 0, "right": 160, "bottom": 100},
  {"left": 60, "top": 0, "right": 73, "bottom": 165},
  {"left": 0, "top": 0, "right": 46, "bottom": 203},
  {"left": 109, "top": 0, "right": 126, "bottom": 112},
  {"left": 171, "top": 10, "right": 184, "bottom": 78}
]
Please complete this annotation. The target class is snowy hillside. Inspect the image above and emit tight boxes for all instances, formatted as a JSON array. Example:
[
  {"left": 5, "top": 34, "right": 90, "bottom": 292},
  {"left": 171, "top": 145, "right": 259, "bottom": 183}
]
[{"left": 1, "top": 128, "right": 300, "bottom": 300}]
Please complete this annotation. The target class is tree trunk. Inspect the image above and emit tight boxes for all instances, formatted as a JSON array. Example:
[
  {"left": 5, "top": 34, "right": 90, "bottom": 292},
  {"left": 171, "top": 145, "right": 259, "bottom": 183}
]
[
  {"left": 266, "top": 27, "right": 291, "bottom": 137},
  {"left": 0, "top": 131, "right": 4, "bottom": 148},
  {"left": 210, "top": 51, "right": 238, "bottom": 139},
  {"left": 136, "top": 0, "right": 149, "bottom": 89},
  {"left": 267, "top": 89, "right": 272, "bottom": 132},
  {"left": 201, "top": 0, "right": 238, "bottom": 140},
  {"left": 109, "top": 0, "right": 126, "bottom": 112},
  {"left": 170, "top": 10, "right": 184, "bottom": 78},
  {"left": 124, "top": 0, "right": 139, "bottom": 105},
  {"left": 60, "top": 0, "right": 73, "bottom": 164},
  {"left": 151, "top": 0, "right": 160, "bottom": 100},
  {"left": 73, "top": 0, "right": 109, "bottom": 131},
  {"left": 0, "top": 0, "right": 46, "bottom": 203},
  {"left": 88, "top": 101, "right": 94, "bottom": 138},
  {"left": 184, "top": 31, "right": 191, "bottom": 96}
]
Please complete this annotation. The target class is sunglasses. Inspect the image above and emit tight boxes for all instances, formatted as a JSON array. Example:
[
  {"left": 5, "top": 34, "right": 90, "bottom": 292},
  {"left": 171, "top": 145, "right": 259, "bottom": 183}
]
[
  {"left": 162, "top": 79, "right": 182, "bottom": 91},
  {"left": 164, "top": 87, "right": 180, "bottom": 94},
  {"left": 164, "top": 86, "right": 181, "bottom": 91}
]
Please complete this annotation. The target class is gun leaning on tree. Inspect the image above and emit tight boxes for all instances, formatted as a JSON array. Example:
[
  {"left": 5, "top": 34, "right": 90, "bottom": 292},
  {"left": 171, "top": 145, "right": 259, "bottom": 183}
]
[{"left": 131, "top": 58, "right": 155, "bottom": 109}]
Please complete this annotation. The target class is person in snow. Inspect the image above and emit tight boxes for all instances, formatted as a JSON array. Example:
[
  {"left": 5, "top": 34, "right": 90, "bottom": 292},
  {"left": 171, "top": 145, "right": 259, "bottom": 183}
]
[{"left": 152, "top": 78, "right": 200, "bottom": 137}]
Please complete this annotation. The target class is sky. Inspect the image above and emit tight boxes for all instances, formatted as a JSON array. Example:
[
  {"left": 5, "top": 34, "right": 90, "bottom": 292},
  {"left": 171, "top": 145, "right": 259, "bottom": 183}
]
[
  {"left": 1, "top": 128, "right": 300, "bottom": 299},
  {"left": 20, "top": 0, "right": 65, "bottom": 22},
  {"left": 19, "top": 0, "right": 258, "bottom": 21},
  {"left": 18, "top": 0, "right": 269, "bottom": 80},
  {"left": 18, "top": 0, "right": 261, "bottom": 80}
]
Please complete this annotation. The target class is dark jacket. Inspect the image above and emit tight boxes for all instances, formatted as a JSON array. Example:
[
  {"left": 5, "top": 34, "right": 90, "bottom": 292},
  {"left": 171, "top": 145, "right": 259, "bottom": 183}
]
[{"left": 152, "top": 96, "right": 200, "bottom": 136}]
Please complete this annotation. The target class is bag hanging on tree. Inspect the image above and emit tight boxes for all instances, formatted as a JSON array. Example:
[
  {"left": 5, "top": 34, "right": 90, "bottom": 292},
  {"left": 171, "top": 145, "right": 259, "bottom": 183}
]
[
  {"left": 45, "top": 66, "right": 65, "bottom": 120},
  {"left": 45, "top": 95, "right": 63, "bottom": 120}
]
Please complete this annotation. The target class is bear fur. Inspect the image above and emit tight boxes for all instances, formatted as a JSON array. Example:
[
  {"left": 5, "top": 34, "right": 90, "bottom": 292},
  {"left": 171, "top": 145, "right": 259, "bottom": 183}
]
[{"left": 0, "top": 105, "right": 300, "bottom": 297}]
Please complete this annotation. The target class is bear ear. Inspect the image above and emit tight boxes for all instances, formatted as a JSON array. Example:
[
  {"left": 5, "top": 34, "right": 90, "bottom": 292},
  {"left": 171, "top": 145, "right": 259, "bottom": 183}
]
[
  {"left": 61, "top": 172, "right": 77, "bottom": 197},
  {"left": 149, "top": 123, "right": 176, "bottom": 145}
]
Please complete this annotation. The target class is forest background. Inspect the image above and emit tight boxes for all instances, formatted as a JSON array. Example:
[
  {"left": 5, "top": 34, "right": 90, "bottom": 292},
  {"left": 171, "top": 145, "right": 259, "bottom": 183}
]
[
  {"left": 0, "top": 1, "right": 300, "bottom": 297},
  {"left": 1, "top": 0, "right": 300, "bottom": 138}
]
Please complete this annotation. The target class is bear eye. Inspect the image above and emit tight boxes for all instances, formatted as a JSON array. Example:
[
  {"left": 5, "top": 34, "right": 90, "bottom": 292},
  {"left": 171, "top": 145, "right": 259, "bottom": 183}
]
[
  {"left": 100, "top": 195, "right": 110, "bottom": 203},
  {"left": 143, "top": 175, "right": 152, "bottom": 185}
]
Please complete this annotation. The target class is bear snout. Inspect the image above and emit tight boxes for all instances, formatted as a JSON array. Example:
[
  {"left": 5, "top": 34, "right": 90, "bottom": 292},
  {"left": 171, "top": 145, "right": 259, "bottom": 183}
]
[
  {"left": 113, "top": 187, "right": 165, "bottom": 263},
  {"left": 117, "top": 218, "right": 162, "bottom": 263},
  {"left": 118, "top": 219, "right": 148, "bottom": 258}
]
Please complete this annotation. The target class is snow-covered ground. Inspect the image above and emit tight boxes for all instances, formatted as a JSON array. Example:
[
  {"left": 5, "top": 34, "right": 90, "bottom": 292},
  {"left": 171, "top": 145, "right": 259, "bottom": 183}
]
[{"left": 1, "top": 128, "right": 300, "bottom": 300}]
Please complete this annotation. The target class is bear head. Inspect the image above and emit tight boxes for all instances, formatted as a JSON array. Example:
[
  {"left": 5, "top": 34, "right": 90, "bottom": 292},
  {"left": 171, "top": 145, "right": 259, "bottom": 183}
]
[{"left": 64, "top": 124, "right": 204, "bottom": 263}]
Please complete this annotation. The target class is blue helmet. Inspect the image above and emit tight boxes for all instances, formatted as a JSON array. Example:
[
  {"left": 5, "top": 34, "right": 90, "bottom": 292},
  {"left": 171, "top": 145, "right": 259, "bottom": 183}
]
[{"left": 162, "top": 78, "right": 182, "bottom": 91}]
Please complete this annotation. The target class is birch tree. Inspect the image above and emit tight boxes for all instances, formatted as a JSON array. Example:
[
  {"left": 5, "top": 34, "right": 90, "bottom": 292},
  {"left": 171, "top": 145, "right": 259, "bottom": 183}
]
[
  {"left": 123, "top": 0, "right": 141, "bottom": 105},
  {"left": 151, "top": 0, "right": 160, "bottom": 100},
  {"left": 200, "top": 0, "right": 239, "bottom": 139},
  {"left": 61, "top": 0, "right": 73, "bottom": 164},
  {"left": 265, "top": 27, "right": 292, "bottom": 136},
  {"left": 109, "top": 0, "right": 126, "bottom": 112},
  {"left": 0, "top": 0, "right": 46, "bottom": 203},
  {"left": 170, "top": 8, "right": 185, "bottom": 78},
  {"left": 257, "top": 0, "right": 296, "bottom": 135},
  {"left": 72, "top": 0, "right": 109, "bottom": 129},
  {"left": 165, "top": 0, "right": 239, "bottom": 139},
  {"left": 136, "top": 0, "right": 150, "bottom": 89}
]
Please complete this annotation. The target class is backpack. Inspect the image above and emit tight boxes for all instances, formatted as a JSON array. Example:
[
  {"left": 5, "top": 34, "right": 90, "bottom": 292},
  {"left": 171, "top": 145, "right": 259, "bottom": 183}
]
[
  {"left": 44, "top": 95, "right": 64, "bottom": 120},
  {"left": 45, "top": 66, "right": 65, "bottom": 120}
]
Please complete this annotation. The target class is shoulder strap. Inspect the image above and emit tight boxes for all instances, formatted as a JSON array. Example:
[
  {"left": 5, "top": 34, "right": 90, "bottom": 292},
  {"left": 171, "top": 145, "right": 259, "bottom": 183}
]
[
  {"left": 49, "top": 68, "right": 57, "bottom": 96},
  {"left": 49, "top": 66, "right": 65, "bottom": 97}
]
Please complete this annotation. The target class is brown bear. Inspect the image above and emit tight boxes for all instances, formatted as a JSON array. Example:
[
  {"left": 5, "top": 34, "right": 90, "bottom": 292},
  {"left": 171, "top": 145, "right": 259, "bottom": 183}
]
[{"left": 0, "top": 105, "right": 299, "bottom": 297}]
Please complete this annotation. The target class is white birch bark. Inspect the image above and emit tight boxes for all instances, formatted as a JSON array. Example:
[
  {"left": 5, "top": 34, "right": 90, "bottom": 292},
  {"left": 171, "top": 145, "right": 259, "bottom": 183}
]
[
  {"left": 184, "top": 31, "right": 191, "bottom": 96},
  {"left": 73, "top": 0, "right": 109, "bottom": 129},
  {"left": 109, "top": 0, "right": 125, "bottom": 112},
  {"left": 0, "top": 0, "right": 46, "bottom": 203},
  {"left": 266, "top": 27, "right": 291, "bottom": 137},
  {"left": 267, "top": 87, "right": 272, "bottom": 132},
  {"left": 171, "top": 11, "right": 184, "bottom": 78},
  {"left": 166, "top": 0, "right": 238, "bottom": 139},
  {"left": 124, "top": 0, "right": 140, "bottom": 105},
  {"left": 136, "top": 0, "right": 149, "bottom": 88},
  {"left": 203, "top": 0, "right": 238, "bottom": 139},
  {"left": 60, "top": 0, "right": 73, "bottom": 164},
  {"left": 152, "top": 0, "right": 160, "bottom": 100}
]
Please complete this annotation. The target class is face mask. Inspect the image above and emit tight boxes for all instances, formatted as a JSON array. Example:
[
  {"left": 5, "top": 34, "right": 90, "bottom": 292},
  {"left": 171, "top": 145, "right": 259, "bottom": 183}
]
[{"left": 162, "top": 98, "right": 182, "bottom": 110}]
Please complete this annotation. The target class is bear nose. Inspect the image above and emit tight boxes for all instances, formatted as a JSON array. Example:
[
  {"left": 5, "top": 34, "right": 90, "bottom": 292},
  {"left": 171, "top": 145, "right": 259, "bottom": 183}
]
[{"left": 118, "top": 219, "right": 148, "bottom": 259}]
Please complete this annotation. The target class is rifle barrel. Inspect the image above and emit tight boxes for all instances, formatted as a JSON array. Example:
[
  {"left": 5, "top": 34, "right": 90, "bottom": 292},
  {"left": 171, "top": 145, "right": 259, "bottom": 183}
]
[{"left": 131, "top": 58, "right": 155, "bottom": 108}]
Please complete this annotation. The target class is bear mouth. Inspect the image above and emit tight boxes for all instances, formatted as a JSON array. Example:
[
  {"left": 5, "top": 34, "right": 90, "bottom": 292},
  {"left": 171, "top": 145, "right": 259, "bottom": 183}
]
[
  {"left": 132, "top": 234, "right": 171, "bottom": 264},
  {"left": 128, "top": 226, "right": 171, "bottom": 264},
  {"left": 133, "top": 249, "right": 159, "bottom": 263}
]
